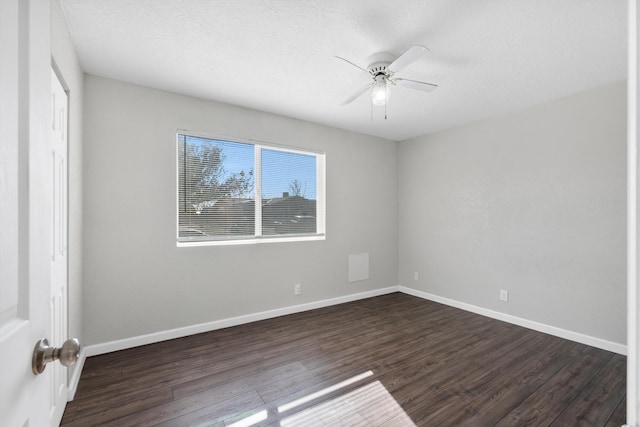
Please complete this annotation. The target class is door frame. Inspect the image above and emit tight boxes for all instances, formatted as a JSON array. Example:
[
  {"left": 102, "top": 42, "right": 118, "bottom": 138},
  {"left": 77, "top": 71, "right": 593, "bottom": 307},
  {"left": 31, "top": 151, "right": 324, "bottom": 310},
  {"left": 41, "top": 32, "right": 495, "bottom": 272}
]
[{"left": 49, "top": 63, "right": 71, "bottom": 425}]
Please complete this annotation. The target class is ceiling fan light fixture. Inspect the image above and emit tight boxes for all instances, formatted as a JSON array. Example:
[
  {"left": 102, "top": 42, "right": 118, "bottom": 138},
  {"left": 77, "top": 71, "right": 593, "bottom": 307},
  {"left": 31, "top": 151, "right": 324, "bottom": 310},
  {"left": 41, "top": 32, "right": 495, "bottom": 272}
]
[
  {"left": 371, "top": 74, "right": 389, "bottom": 106},
  {"left": 336, "top": 45, "right": 436, "bottom": 108}
]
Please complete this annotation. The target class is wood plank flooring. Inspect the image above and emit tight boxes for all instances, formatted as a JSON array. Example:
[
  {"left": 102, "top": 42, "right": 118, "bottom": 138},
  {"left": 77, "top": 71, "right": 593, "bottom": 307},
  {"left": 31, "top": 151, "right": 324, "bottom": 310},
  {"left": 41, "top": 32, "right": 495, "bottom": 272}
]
[{"left": 61, "top": 293, "right": 626, "bottom": 426}]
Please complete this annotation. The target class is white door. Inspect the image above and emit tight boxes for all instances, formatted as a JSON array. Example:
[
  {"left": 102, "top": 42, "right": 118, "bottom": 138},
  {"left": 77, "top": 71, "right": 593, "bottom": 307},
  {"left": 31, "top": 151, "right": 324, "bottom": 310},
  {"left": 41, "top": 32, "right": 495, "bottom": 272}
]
[
  {"left": 0, "top": 1, "right": 62, "bottom": 426},
  {"left": 50, "top": 68, "right": 70, "bottom": 425}
]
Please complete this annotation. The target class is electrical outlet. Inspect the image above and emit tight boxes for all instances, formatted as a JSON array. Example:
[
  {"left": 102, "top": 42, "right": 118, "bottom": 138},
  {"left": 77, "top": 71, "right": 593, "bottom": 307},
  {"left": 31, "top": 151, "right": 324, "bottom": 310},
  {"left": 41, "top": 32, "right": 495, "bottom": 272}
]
[
  {"left": 294, "top": 284, "right": 302, "bottom": 295},
  {"left": 414, "top": 272, "right": 420, "bottom": 281},
  {"left": 499, "top": 289, "right": 509, "bottom": 302}
]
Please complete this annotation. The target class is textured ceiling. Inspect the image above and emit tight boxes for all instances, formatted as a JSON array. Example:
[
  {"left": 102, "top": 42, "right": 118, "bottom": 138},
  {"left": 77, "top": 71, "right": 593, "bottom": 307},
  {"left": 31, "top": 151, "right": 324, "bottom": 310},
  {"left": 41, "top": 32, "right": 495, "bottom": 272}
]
[{"left": 60, "top": 0, "right": 627, "bottom": 141}]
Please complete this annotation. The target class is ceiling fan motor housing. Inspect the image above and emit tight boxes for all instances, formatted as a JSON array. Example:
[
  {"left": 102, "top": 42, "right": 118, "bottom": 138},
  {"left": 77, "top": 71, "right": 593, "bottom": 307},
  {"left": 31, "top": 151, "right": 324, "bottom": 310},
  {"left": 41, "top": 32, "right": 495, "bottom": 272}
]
[
  {"left": 366, "top": 51, "right": 396, "bottom": 77},
  {"left": 368, "top": 62, "right": 391, "bottom": 77}
]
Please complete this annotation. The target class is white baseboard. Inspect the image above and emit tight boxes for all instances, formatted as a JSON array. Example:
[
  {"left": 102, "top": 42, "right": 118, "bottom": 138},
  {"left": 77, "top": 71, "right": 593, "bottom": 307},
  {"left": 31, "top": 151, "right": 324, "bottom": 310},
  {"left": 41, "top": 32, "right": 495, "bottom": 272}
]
[
  {"left": 69, "top": 286, "right": 397, "bottom": 399},
  {"left": 83, "top": 286, "right": 399, "bottom": 358},
  {"left": 399, "top": 286, "right": 627, "bottom": 355},
  {"left": 69, "top": 283, "right": 626, "bottom": 399},
  {"left": 67, "top": 347, "right": 86, "bottom": 401}
]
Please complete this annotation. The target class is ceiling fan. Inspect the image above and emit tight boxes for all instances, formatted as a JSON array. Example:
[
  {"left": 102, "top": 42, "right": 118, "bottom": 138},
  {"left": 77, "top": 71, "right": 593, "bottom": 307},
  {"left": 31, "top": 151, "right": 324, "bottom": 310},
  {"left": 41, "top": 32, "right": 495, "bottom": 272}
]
[{"left": 336, "top": 45, "right": 438, "bottom": 110}]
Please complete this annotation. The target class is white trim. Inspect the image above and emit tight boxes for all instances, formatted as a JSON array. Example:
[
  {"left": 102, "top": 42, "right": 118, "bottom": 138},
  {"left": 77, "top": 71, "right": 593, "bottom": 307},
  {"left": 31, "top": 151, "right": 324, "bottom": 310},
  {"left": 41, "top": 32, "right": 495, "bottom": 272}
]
[
  {"left": 83, "top": 286, "right": 399, "bottom": 357},
  {"left": 315, "top": 154, "right": 326, "bottom": 235},
  {"left": 176, "top": 234, "right": 326, "bottom": 248},
  {"left": 254, "top": 144, "right": 262, "bottom": 237},
  {"left": 176, "top": 234, "right": 326, "bottom": 247},
  {"left": 66, "top": 347, "right": 86, "bottom": 401},
  {"left": 399, "top": 286, "right": 627, "bottom": 355},
  {"left": 176, "top": 128, "right": 326, "bottom": 156},
  {"left": 72, "top": 284, "right": 627, "bottom": 401},
  {"left": 80, "top": 284, "right": 627, "bottom": 360}
]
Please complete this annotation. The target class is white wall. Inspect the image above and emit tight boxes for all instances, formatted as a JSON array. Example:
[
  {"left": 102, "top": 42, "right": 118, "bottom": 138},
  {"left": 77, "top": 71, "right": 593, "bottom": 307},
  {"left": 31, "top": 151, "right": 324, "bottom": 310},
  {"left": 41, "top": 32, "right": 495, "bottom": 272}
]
[
  {"left": 399, "top": 81, "right": 627, "bottom": 346},
  {"left": 82, "top": 75, "right": 398, "bottom": 346},
  {"left": 51, "top": 0, "right": 84, "bottom": 373}
]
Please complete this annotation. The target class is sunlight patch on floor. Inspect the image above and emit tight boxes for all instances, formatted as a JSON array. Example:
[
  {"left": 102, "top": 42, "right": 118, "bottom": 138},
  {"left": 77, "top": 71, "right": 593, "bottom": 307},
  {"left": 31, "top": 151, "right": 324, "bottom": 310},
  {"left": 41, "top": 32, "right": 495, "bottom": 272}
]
[
  {"left": 281, "top": 379, "right": 415, "bottom": 427},
  {"left": 226, "top": 371, "right": 415, "bottom": 427},
  {"left": 278, "top": 370, "right": 374, "bottom": 414},
  {"left": 226, "top": 409, "right": 268, "bottom": 427}
]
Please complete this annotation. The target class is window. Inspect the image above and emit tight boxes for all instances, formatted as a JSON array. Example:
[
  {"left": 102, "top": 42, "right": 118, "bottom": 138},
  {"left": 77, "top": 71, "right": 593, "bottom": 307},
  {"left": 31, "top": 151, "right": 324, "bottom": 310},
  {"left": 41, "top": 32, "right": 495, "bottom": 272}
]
[{"left": 177, "top": 132, "right": 325, "bottom": 245}]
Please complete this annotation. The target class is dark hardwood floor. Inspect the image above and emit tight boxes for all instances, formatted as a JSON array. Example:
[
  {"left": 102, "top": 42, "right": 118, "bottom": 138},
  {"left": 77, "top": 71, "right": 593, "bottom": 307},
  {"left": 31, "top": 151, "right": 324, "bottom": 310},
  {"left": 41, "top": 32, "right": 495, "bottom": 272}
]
[{"left": 61, "top": 293, "right": 626, "bottom": 426}]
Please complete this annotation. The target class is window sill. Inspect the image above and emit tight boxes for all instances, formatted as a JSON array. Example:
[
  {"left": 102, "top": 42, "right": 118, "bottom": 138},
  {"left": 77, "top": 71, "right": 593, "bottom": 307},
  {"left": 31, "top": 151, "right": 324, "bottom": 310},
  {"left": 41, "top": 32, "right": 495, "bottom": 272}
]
[{"left": 177, "top": 234, "right": 325, "bottom": 247}]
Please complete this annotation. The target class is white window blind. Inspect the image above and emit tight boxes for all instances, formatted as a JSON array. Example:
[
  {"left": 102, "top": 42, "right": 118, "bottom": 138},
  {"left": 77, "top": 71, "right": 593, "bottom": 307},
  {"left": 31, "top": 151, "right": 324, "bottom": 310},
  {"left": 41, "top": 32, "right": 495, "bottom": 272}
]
[
  {"left": 261, "top": 148, "right": 317, "bottom": 236},
  {"left": 177, "top": 132, "right": 324, "bottom": 244}
]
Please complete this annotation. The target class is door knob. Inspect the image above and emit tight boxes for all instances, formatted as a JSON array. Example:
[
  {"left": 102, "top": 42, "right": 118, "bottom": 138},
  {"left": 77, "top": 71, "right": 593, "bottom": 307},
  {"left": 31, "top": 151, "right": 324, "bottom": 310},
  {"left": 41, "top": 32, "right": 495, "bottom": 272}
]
[{"left": 32, "top": 338, "right": 80, "bottom": 375}]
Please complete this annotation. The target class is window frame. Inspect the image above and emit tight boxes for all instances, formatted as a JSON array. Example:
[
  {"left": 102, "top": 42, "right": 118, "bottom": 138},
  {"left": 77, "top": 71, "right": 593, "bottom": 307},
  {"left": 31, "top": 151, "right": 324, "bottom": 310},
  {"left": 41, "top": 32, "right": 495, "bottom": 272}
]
[{"left": 176, "top": 130, "right": 326, "bottom": 247}]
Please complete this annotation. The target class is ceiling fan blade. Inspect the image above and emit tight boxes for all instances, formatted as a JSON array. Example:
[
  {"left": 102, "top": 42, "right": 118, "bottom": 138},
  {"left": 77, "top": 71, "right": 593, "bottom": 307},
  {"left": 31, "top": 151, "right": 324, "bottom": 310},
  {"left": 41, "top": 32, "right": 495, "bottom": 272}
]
[
  {"left": 388, "top": 45, "right": 429, "bottom": 73},
  {"left": 341, "top": 84, "right": 372, "bottom": 105},
  {"left": 334, "top": 56, "right": 369, "bottom": 74},
  {"left": 394, "top": 78, "right": 438, "bottom": 92}
]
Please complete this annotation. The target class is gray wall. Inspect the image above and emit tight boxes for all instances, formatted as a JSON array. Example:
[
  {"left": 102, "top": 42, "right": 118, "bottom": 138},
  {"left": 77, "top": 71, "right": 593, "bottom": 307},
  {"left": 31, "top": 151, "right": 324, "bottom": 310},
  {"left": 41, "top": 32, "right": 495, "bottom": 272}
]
[
  {"left": 83, "top": 73, "right": 626, "bottom": 348},
  {"left": 82, "top": 75, "right": 399, "bottom": 346},
  {"left": 51, "top": 0, "right": 84, "bottom": 373},
  {"left": 399, "top": 81, "right": 627, "bottom": 345}
]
